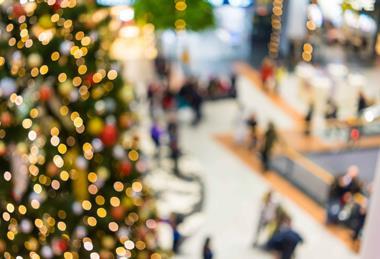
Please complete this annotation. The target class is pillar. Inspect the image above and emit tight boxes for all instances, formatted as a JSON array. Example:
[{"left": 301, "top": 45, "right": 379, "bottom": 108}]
[{"left": 360, "top": 152, "right": 380, "bottom": 259}]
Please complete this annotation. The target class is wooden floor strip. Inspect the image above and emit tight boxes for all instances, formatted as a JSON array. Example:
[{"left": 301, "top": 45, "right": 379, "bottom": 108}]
[{"left": 214, "top": 133, "right": 358, "bottom": 252}]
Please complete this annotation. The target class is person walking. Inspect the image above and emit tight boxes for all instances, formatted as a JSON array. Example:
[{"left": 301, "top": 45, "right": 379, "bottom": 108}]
[
  {"left": 260, "top": 122, "right": 277, "bottom": 172},
  {"left": 325, "top": 98, "right": 338, "bottom": 120},
  {"left": 253, "top": 190, "right": 279, "bottom": 246},
  {"left": 167, "top": 114, "right": 181, "bottom": 176},
  {"left": 147, "top": 82, "right": 163, "bottom": 119},
  {"left": 246, "top": 113, "right": 258, "bottom": 151},
  {"left": 325, "top": 98, "right": 338, "bottom": 137},
  {"left": 304, "top": 103, "right": 314, "bottom": 136},
  {"left": 170, "top": 213, "right": 183, "bottom": 254},
  {"left": 202, "top": 237, "right": 214, "bottom": 259},
  {"left": 261, "top": 57, "right": 275, "bottom": 91},
  {"left": 181, "top": 78, "right": 203, "bottom": 125},
  {"left": 150, "top": 120, "right": 164, "bottom": 159},
  {"left": 266, "top": 217, "right": 303, "bottom": 259},
  {"left": 357, "top": 91, "right": 368, "bottom": 117}
]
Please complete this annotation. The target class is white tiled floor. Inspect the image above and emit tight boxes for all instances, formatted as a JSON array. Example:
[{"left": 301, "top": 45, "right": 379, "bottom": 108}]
[{"left": 175, "top": 100, "right": 358, "bottom": 259}]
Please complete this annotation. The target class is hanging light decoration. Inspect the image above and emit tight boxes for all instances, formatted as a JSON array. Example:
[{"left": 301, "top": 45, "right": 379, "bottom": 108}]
[
  {"left": 268, "top": 0, "right": 284, "bottom": 58},
  {"left": 175, "top": 0, "right": 188, "bottom": 31},
  {"left": 302, "top": 2, "right": 319, "bottom": 62}
]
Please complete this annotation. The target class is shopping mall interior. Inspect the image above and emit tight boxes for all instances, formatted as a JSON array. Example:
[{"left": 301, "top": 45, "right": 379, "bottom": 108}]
[{"left": 0, "top": 0, "right": 380, "bottom": 258}]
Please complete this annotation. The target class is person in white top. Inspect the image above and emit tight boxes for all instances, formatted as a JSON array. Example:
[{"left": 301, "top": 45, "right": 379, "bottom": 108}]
[{"left": 253, "top": 190, "right": 280, "bottom": 246}]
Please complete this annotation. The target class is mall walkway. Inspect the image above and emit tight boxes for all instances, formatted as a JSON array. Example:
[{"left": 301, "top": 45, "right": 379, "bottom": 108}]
[
  {"left": 120, "top": 53, "right": 358, "bottom": 258},
  {"left": 175, "top": 100, "right": 358, "bottom": 259}
]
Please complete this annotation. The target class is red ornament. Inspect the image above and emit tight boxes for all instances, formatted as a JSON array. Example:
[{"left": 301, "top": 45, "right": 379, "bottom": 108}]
[
  {"left": 84, "top": 73, "right": 95, "bottom": 86},
  {"left": 52, "top": 238, "right": 68, "bottom": 255},
  {"left": 52, "top": 0, "right": 63, "bottom": 11},
  {"left": 12, "top": 4, "right": 25, "bottom": 18},
  {"left": 110, "top": 206, "right": 125, "bottom": 221},
  {"left": 119, "top": 161, "right": 132, "bottom": 176},
  {"left": 100, "top": 124, "right": 118, "bottom": 147},
  {"left": 57, "top": 239, "right": 68, "bottom": 252},
  {"left": 1, "top": 112, "right": 12, "bottom": 127},
  {"left": 39, "top": 86, "right": 52, "bottom": 102},
  {"left": 47, "top": 162, "right": 59, "bottom": 177}
]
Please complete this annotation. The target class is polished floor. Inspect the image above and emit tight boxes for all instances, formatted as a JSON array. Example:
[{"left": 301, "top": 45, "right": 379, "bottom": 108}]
[
  {"left": 173, "top": 100, "right": 358, "bottom": 259},
  {"left": 119, "top": 46, "right": 360, "bottom": 257}
]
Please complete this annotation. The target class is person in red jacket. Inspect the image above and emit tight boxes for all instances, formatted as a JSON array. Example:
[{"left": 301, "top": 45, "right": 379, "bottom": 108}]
[{"left": 261, "top": 58, "right": 275, "bottom": 91}]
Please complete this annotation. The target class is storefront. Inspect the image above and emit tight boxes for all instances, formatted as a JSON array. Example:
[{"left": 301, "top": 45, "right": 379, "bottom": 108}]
[{"left": 284, "top": 0, "right": 379, "bottom": 65}]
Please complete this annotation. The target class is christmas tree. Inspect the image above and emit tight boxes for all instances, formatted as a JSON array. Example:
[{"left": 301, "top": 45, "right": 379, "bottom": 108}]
[{"left": 0, "top": 1, "right": 161, "bottom": 258}]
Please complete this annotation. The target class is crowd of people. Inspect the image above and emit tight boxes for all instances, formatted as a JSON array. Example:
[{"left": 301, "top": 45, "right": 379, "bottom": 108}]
[
  {"left": 251, "top": 162, "right": 372, "bottom": 257},
  {"left": 234, "top": 110, "right": 306, "bottom": 259},
  {"left": 327, "top": 165, "right": 372, "bottom": 245},
  {"left": 260, "top": 56, "right": 375, "bottom": 146},
  {"left": 151, "top": 55, "right": 289, "bottom": 258},
  {"left": 151, "top": 55, "right": 217, "bottom": 258},
  {"left": 151, "top": 54, "right": 375, "bottom": 257}
]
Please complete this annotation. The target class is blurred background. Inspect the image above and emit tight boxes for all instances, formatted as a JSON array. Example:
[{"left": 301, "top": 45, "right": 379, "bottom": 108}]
[{"left": 1, "top": 0, "right": 380, "bottom": 258}]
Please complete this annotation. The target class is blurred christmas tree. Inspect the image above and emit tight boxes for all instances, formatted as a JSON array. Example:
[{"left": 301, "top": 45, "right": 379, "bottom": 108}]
[
  {"left": 133, "top": 0, "right": 214, "bottom": 31},
  {"left": 0, "top": 0, "right": 162, "bottom": 258}
]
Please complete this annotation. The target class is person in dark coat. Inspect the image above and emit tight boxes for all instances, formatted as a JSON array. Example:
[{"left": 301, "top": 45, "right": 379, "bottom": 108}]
[
  {"left": 167, "top": 114, "right": 181, "bottom": 175},
  {"left": 246, "top": 113, "right": 258, "bottom": 150},
  {"left": 202, "top": 237, "right": 214, "bottom": 259},
  {"left": 343, "top": 165, "right": 362, "bottom": 195},
  {"left": 304, "top": 103, "right": 314, "bottom": 136},
  {"left": 266, "top": 217, "right": 303, "bottom": 259},
  {"left": 170, "top": 140, "right": 181, "bottom": 176},
  {"left": 326, "top": 174, "right": 346, "bottom": 224},
  {"left": 180, "top": 78, "right": 203, "bottom": 125},
  {"left": 147, "top": 82, "right": 162, "bottom": 119},
  {"left": 357, "top": 91, "right": 368, "bottom": 116},
  {"left": 190, "top": 87, "right": 203, "bottom": 125},
  {"left": 170, "top": 213, "right": 183, "bottom": 253},
  {"left": 350, "top": 199, "right": 367, "bottom": 241},
  {"left": 155, "top": 54, "right": 170, "bottom": 78},
  {"left": 326, "top": 166, "right": 363, "bottom": 224},
  {"left": 260, "top": 122, "right": 277, "bottom": 172},
  {"left": 325, "top": 98, "right": 339, "bottom": 136},
  {"left": 325, "top": 98, "right": 338, "bottom": 120}
]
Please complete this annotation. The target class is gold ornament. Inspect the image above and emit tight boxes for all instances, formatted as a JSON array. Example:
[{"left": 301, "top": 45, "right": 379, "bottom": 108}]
[
  {"left": 27, "top": 53, "right": 43, "bottom": 67},
  {"left": 102, "top": 236, "right": 116, "bottom": 250},
  {"left": 58, "top": 81, "right": 74, "bottom": 97},
  {"left": 87, "top": 117, "right": 104, "bottom": 136},
  {"left": 72, "top": 168, "right": 89, "bottom": 201},
  {"left": 122, "top": 196, "right": 133, "bottom": 210},
  {"left": 118, "top": 85, "right": 134, "bottom": 103},
  {"left": 39, "top": 15, "right": 54, "bottom": 29}
]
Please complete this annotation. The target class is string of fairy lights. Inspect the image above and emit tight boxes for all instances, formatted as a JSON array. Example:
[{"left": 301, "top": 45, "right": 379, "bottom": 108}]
[
  {"left": 302, "top": 3, "right": 317, "bottom": 63},
  {"left": 174, "top": 0, "right": 187, "bottom": 31},
  {"left": 0, "top": 0, "right": 162, "bottom": 258},
  {"left": 268, "top": 0, "right": 284, "bottom": 58}
]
